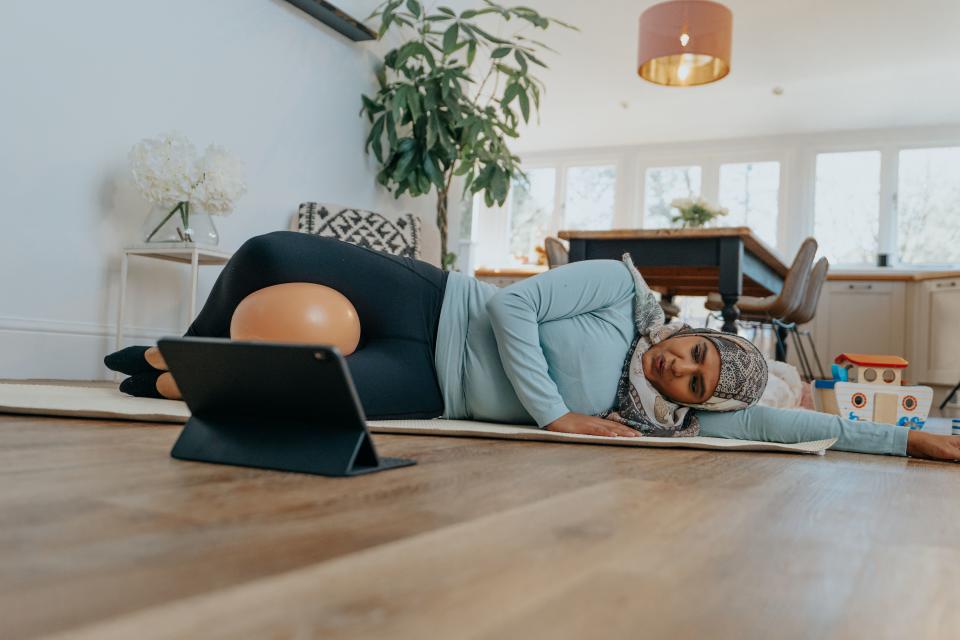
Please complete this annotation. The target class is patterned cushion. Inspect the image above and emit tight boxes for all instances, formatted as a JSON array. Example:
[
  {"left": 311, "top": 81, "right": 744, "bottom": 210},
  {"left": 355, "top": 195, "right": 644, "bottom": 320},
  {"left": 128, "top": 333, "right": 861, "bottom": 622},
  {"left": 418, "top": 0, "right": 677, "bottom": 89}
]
[{"left": 296, "top": 202, "right": 421, "bottom": 260}]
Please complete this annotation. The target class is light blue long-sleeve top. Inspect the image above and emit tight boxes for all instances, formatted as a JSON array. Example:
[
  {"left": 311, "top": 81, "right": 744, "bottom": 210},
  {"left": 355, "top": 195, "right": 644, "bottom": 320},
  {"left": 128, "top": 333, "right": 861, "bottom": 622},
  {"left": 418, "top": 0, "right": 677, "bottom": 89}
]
[{"left": 433, "top": 259, "right": 908, "bottom": 457}]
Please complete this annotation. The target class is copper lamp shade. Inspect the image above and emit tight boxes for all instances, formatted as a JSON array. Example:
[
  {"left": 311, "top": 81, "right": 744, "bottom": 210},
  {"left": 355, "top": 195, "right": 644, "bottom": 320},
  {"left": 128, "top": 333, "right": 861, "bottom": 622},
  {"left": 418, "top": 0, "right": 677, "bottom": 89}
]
[{"left": 638, "top": 0, "right": 732, "bottom": 87}]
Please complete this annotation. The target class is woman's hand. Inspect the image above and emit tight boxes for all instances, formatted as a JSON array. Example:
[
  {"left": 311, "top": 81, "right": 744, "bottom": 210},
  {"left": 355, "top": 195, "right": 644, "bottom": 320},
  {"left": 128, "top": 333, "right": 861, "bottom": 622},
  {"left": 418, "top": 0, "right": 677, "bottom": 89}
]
[
  {"left": 906, "top": 431, "right": 960, "bottom": 462},
  {"left": 545, "top": 412, "right": 640, "bottom": 438}
]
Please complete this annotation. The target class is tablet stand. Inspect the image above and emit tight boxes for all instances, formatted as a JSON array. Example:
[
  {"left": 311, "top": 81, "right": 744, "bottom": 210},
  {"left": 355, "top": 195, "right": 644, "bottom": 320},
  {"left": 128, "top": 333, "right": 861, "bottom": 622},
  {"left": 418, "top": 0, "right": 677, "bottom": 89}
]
[{"left": 171, "top": 413, "right": 415, "bottom": 477}]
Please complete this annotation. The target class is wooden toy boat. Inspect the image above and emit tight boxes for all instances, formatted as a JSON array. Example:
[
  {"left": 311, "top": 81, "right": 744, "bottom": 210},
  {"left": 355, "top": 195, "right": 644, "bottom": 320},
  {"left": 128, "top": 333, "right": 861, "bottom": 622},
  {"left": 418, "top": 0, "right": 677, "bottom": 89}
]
[{"left": 811, "top": 353, "right": 932, "bottom": 429}]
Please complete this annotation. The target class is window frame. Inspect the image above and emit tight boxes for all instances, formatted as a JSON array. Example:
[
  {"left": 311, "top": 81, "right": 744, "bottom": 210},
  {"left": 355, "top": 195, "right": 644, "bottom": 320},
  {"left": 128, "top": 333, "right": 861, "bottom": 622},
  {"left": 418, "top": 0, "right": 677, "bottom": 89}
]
[
  {"left": 808, "top": 147, "right": 885, "bottom": 267},
  {"left": 635, "top": 148, "right": 788, "bottom": 248},
  {"left": 805, "top": 137, "right": 960, "bottom": 267},
  {"left": 470, "top": 152, "right": 627, "bottom": 267},
  {"left": 891, "top": 143, "right": 960, "bottom": 267},
  {"left": 464, "top": 126, "right": 960, "bottom": 271}
]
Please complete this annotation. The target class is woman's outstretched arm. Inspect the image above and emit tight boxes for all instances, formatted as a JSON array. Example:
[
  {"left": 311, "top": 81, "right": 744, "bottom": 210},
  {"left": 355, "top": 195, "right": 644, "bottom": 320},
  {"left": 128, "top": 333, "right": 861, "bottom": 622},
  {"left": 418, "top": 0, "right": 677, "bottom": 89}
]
[{"left": 697, "top": 405, "right": 909, "bottom": 456}]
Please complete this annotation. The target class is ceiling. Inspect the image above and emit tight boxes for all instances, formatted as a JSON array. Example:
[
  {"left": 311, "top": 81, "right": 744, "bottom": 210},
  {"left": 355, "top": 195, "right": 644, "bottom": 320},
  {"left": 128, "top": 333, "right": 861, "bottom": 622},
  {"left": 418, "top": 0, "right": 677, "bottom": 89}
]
[
  {"left": 348, "top": 1, "right": 960, "bottom": 152},
  {"left": 506, "top": 0, "right": 960, "bottom": 151}
]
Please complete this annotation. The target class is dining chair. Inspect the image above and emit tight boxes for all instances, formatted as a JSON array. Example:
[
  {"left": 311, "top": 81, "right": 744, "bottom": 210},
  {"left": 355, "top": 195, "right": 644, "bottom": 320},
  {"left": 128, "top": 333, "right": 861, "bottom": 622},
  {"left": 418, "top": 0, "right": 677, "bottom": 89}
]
[
  {"left": 544, "top": 237, "right": 569, "bottom": 269},
  {"left": 778, "top": 257, "right": 830, "bottom": 380},
  {"left": 704, "top": 237, "right": 818, "bottom": 359}
]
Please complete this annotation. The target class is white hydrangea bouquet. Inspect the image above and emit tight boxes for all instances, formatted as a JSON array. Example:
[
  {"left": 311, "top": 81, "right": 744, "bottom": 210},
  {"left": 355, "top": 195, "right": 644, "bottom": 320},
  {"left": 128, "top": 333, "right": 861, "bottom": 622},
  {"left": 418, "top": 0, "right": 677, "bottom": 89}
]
[
  {"left": 129, "top": 132, "right": 247, "bottom": 244},
  {"left": 670, "top": 197, "right": 728, "bottom": 229}
]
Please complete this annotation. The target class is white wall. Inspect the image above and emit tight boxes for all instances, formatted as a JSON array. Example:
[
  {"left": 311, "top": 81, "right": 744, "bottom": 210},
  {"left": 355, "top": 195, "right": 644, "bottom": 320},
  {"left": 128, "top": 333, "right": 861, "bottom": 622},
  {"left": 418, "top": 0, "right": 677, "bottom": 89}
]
[{"left": 0, "top": 0, "right": 440, "bottom": 380}]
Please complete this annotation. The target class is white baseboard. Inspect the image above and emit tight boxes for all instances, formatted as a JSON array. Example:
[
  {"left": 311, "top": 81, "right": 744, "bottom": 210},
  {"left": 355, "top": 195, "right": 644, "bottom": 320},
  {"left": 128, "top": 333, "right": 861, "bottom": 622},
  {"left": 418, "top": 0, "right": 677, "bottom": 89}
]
[{"left": 0, "top": 314, "right": 181, "bottom": 380}]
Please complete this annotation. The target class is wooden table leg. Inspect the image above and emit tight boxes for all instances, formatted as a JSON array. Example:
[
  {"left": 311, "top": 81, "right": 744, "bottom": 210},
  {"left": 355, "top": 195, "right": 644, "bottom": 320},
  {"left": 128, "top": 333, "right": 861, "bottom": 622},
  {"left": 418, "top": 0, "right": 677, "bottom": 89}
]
[
  {"left": 661, "top": 292, "right": 677, "bottom": 322},
  {"left": 775, "top": 324, "right": 789, "bottom": 362},
  {"left": 718, "top": 238, "right": 743, "bottom": 334}
]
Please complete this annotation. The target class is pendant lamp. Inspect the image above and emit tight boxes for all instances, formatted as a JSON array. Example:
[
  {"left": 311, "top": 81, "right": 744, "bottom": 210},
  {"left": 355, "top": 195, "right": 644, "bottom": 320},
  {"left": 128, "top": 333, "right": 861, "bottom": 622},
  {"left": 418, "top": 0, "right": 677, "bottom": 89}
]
[{"left": 638, "top": 0, "right": 733, "bottom": 87}]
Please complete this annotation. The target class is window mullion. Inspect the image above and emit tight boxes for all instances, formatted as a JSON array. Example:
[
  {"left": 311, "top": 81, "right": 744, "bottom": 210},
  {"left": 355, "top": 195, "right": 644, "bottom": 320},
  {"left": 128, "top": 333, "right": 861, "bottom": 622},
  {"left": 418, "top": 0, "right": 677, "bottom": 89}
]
[
  {"left": 701, "top": 159, "right": 720, "bottom": 205},
  {"left": 878, "top": 146, "right": 899, "bottom": 263},
  {"left": 553, "top": 164, "right": 566, "bottom": 236}
]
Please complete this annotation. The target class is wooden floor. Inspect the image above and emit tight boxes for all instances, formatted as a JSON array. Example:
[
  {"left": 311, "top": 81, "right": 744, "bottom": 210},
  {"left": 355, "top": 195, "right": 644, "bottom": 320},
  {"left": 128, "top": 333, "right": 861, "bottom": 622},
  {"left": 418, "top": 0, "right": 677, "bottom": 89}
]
[{"left": 3, "top": 413, "right": 960, "bottom": 640}]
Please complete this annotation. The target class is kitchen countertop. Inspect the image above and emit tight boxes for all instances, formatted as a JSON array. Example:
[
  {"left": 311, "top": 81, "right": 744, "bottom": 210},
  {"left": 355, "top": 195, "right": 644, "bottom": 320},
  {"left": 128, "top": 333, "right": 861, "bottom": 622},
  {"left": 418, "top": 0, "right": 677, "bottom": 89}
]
[
  {"left": 827, "top": 269, "right": 960, "bottom": 282},
  {"left": 472, "top": 266, "right": 960, "bottom": 283}
]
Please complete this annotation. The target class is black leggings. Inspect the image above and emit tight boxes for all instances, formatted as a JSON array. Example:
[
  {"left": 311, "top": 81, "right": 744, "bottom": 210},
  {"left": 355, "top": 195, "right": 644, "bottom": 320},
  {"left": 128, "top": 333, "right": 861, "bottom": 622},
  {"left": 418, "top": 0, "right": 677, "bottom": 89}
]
[{"left": 184, "top": 231, "right": 449, "bottom": 420}]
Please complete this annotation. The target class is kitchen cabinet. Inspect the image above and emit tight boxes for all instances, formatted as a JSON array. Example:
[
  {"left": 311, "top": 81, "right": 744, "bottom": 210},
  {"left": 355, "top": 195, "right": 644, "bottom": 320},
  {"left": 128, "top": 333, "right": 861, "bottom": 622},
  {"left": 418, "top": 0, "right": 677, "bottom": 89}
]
[
  {"left": 908, "top": 277, "right": 960, "bottom": 385},
  {"left": 810, "top": 280, "right": 907, "bottom": 375}
]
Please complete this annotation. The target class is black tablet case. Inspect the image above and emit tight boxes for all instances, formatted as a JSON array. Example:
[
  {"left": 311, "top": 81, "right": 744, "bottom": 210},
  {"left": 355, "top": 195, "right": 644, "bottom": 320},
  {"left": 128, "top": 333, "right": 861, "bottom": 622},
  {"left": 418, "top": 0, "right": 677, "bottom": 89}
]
[{"left": 157, "top": 337, "right": 415, "bottom": 476}]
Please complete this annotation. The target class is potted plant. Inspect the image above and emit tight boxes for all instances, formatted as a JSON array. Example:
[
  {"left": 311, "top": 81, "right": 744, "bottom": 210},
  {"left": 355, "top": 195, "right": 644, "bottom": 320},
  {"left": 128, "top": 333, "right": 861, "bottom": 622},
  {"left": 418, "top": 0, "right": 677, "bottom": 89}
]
[
  {"left": 129, "top": 132, "right": 247, "bottom": 246},
  {"left": 361, "top": 0, "right": 573, "bottom": 269},
  {"left": 670, "top": 197, "right": 729, "bottom": 229}
]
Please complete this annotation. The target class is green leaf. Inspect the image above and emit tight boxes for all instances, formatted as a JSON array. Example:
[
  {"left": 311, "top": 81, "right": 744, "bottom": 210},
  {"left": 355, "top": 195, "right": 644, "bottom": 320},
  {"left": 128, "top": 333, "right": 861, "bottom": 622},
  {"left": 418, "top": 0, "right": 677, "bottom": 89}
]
[
  {"left": 391, "top": 88, "right": 404, "bottom": 124},
  {"left": 471, "top": 26, "right": 509, "bottom": 45},
  {"left": 395, "top": 148, "right": 416, "bottom": 180},
  {"left": 492, "top": 168, "right": 509, "bottom": 204},
  {"left": 525, "top": 51, "right": 547, "bottom": 67},
  {"left": 475, "top": 164, "right": 494, "bottom": 191},
  {"left": 442, "top": 251, "right": 458, "bottom": 271},
  {"left": 442, "top": 23, "right": 459, "bottom": 54},
  {"left": 405, "top": 0, "right": 420, "bottom": 18},
  {"left": 426, "top": 113, "right": 438, "bottom": 149},
  {"left": 518, "top": 90, "right": 530, "bottom": 122},
  {"left": 409, "top": 41, "right": 436, "bottom": 68},
  {"left": 418, "top": 171, "right": 431, "bottom": 194},
  {"left": 366, "top": 116, "right": 385, "bottom": 162},
  {"left": 438, "top": 6, "right": 456, "bottom": 16},
  {"left": 360, "top": 94, "right": 383, "bottom": 119},
  {"left": 466, "top": 39, "right": 477, "bottom": 65},
  {"left": 453, "top": 159, "right": 473, "bottom": 176},
  {"left": 514, "top": 49, "right": 527, "bottom": 73},
  {"left": 436, "top": 122, "right": 456, "bottom": 156},
  {"left": 406, "top": 87, "right": 422, "bottom": 121},
  {"left": 394, "top": 42, "right": 414, "bottom": 67},
  {"left": 501, "top": 82, "right": 521, "bottom": 106},
  {"left": 491, "top": 46, "right": 511, "bottom": 58},
  {"left": 378, "top": 12, "right": 394, "bottom": 39},
  {"left": 423, "top": 153, "right": 445, "bottom": 189},
  {"left": 385, "top": 111, "right": 398, "bottom": 147}
]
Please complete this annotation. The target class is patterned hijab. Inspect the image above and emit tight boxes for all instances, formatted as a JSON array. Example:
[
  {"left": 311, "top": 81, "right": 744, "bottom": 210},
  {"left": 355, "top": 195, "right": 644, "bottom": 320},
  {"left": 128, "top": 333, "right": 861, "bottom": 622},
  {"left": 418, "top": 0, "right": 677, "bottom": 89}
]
[{"left": 600, "top": 254, "right": 769, "bottom": 437}]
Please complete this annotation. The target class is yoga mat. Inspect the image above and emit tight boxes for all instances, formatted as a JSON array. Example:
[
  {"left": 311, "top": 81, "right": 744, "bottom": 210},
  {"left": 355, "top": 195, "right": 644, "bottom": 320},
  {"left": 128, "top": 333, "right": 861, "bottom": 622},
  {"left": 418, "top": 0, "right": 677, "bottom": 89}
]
[{"left": 0, "top": 383, "right": 836, "bottom": 455}]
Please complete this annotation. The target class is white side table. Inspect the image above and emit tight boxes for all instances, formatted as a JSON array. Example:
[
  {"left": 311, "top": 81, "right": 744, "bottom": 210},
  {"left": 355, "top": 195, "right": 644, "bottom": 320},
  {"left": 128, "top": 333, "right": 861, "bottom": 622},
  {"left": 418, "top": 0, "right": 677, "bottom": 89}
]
[{"left": 115, "top": 242, "right": 233, "bottom": 351}]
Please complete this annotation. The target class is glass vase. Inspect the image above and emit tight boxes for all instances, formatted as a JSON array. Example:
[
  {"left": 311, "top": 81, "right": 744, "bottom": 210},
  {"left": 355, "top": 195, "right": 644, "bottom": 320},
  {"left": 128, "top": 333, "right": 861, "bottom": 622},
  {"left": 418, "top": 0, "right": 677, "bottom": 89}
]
[{"left": 142, "top": 201, "right": 219, "bottom": 246}]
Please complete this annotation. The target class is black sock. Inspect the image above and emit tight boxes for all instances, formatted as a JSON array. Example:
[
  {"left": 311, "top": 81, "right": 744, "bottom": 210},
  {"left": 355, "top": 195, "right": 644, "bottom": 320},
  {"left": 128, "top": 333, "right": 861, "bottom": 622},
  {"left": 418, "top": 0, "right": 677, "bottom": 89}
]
[
  {"left": 104, "top": 346, "right": 156, "bottom": 375},
  {"left": 119, "top": 370, "right": 164, "bottom": 399}
]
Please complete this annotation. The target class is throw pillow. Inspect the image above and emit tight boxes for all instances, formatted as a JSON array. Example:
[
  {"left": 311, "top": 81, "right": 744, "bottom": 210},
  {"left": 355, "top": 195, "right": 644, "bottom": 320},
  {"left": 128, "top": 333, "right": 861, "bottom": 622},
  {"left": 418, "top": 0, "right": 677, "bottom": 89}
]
[{"left": 296, "top": 202, "right": 421, "bottom": 260}]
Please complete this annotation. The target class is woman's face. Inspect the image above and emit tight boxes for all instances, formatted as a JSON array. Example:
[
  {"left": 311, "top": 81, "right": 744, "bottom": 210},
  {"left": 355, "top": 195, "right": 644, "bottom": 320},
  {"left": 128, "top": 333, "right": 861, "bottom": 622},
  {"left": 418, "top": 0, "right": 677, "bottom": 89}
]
[{"left": 641, "top": 335, "right": 721, "bottom": 405}]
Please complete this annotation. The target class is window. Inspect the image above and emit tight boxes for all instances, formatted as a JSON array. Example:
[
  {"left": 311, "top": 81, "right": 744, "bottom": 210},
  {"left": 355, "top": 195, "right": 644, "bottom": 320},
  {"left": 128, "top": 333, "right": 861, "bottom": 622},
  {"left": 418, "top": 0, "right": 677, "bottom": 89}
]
[
  {"left": 563, "top": 165, "right": 616, "bottom": 230},
  {"left": 508, "top": 168, "right": 556, "bottom": 264},
  {"left": 643, "top": 165, "right": 701, "bottom": 228},
  {"left": 897, "top": 146, "right": 960, "bottom": 264},
  {"left": 718, "top": 161, "right": 780, "bottom": 247},
  {"left": 814, "top": 151, "right": 881, "bottom": 264}
]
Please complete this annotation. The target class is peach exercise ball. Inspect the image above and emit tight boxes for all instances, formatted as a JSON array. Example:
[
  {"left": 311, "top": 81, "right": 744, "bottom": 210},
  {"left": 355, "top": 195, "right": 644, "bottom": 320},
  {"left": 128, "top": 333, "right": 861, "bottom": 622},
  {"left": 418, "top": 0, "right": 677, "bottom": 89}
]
[{"left": 230, "top": 283, "right": 361, "bottom": 355}]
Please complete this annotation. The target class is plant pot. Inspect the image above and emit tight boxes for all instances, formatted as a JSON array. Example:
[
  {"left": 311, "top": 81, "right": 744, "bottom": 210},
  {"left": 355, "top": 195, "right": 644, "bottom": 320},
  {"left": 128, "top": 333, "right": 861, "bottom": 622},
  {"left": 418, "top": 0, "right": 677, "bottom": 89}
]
[{"left": 142, "top": 202, "right": 219, "bottom": 245}]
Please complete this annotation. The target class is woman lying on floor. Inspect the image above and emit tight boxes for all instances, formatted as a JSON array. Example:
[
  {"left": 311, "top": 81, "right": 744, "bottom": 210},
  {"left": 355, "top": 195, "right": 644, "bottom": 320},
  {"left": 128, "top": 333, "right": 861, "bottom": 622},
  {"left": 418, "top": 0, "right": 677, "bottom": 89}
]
[{"left": 105, "top": 231, "right": 960, "bottom": 462}]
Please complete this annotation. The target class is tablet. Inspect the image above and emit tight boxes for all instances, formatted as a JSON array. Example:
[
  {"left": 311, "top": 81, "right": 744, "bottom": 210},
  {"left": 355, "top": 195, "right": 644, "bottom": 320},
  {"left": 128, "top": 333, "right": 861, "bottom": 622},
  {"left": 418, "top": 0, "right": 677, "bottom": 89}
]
[{"left": 157, "top": 336, "right": 415, "bottom": 476}]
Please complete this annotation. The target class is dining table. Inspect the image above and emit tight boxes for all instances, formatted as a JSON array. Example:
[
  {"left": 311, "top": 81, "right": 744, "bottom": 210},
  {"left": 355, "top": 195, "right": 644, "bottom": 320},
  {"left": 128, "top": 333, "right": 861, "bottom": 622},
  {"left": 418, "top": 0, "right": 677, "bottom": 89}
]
[{"left": 557, "top": 227, "right": 789, "bottom": 337}]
